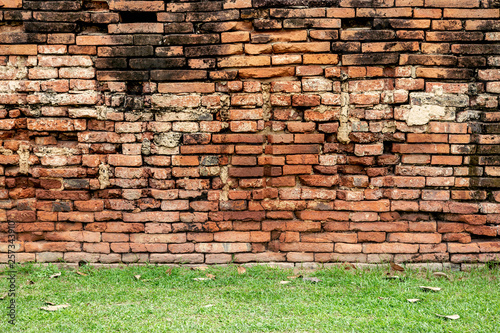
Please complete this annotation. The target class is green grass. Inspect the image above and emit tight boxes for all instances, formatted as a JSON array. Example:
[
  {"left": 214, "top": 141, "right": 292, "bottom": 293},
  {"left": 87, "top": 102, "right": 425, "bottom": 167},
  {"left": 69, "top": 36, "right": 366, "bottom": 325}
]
[{"left": 0, "top": 263, "right": 499, "bottom": 332}]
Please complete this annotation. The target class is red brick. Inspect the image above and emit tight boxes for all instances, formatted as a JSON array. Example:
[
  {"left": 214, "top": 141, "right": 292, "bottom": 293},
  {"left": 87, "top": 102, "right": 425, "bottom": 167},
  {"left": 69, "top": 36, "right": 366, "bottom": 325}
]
[
  {"left": 426, "top": 0, "right": 478, "bottom": 7},
  {"left": 363, "top": 243, "right": 419, "bottom": 254},
  {"left": 443, "top": 9, "right": 499, "bottom": 18}
]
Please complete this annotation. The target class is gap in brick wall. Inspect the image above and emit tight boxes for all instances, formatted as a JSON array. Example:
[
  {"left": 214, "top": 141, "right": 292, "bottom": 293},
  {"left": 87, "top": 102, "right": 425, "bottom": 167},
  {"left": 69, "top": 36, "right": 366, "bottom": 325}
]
[
  {"left": 383, "top": 142, "right": 392, "bottom": 155},
  {"left": 373, "top": 19, "right": 390, "bottom": 30},
  {"left": 491, "top": 0, "right": 500, "bottom": 8},
  {"left": 126, "top": 82, "right": 144, "bottom": 95},
  {"left": 342, "top": 18, "right": 373, "bottom": 29},
  {"left": 120, "top": 12, "right": 157, "bottom": 23}
]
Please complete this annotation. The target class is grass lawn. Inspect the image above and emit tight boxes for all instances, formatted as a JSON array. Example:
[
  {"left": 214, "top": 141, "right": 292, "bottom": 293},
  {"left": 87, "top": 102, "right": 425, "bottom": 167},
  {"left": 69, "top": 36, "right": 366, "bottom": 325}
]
[{"left": 0, "top": 263, "right": 499, "bottom": 332}]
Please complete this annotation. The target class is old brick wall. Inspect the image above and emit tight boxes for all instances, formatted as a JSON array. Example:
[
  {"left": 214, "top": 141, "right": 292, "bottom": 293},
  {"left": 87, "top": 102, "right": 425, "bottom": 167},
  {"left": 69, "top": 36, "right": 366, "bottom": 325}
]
[{"left": 1, "top": 0, "right": 500, "bottom": 267}]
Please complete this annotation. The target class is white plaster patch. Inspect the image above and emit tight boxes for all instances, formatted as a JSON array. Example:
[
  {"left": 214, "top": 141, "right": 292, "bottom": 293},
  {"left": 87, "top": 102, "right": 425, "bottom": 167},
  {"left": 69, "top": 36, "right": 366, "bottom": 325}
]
[{"left": 406, "top": 104, "right": 446, "bottom": 126}]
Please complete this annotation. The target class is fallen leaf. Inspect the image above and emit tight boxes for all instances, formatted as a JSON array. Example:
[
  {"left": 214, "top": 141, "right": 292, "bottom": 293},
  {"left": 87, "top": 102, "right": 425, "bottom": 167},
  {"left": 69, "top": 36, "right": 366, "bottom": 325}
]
[
  {"left": 0, "top": 293, "right": 8, "bottom": 300},
  {"left": 49, "top": 272, "right": 61, "bottom": 279},
  {"left": 390, "top": 262, "right": 405, "bottom": 272},
  {"left": 419, "top": 286, "right": 441, "bottom": 292},
  {"left": 344, "top": 262, "right": 357, "bottom": 270},
  {"left": 237, "top": 266, "right": 246, "bottom": 275},
  {"left": 433, "top": 272, "right": 450, "bottom": 280},
  {"left": 40, "top": 304, "right": 70, "bottom": 311},
  {"left": 436, "top": 314, "right": 460, "bottom": 320},
  {"left": 206, "top": 274, "right": 216, "bottom": 279},
  {"left": 45, "top": 301, "right": 56, "bottom": 305},
  {"left": 287, "top": 275, "right": 303, "bottom": 279},
  {"left": 194, "top": 266, "right": 209, "bottom": 271},
  {"left": 193, "top": 278, "right": 210, "bottom": 281},
  {"left": 303, "top": 277, "right": 321, "bottom": 283},
  {"left": 378, "top": 297, "right": 389, "bottom": 300},
  {"left": 203, "top": 304, "right": 214, "bottom": 308},
  {"left": 280, "top": 281, "right": 291, "bottom": 284},
  {"left": 76, "top": 271, "right": 87, "bottom": 276},
  {"left": 165, "top": 268, "right": 172, "bottom": 276},
  {"left": 407, "top": 299, "right": 421, "bottom": 303},
  {"left": 134, "top": 275, "right": 141, "bottom": 280}
]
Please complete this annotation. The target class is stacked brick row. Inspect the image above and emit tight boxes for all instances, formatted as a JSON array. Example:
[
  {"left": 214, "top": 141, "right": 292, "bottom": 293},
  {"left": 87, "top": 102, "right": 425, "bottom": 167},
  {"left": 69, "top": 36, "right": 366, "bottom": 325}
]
[{"left": 0, "top": 0, "right": 499, "bottom": 266}]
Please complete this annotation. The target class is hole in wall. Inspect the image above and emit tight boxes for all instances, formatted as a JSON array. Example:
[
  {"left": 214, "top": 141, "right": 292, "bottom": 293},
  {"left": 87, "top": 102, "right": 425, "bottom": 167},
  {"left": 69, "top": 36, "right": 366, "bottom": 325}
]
[
  {"left": 126, "top": 82, "right": 143, "bottom": 95},
  {"left": 120, "top": 12, "right": 157, "bottom": 23},
  {"left": 373, "top": 19, "right": 390, "bottom": 30},
  {"left": 341, "top": 18, "right": 373, "bottom": 29}
]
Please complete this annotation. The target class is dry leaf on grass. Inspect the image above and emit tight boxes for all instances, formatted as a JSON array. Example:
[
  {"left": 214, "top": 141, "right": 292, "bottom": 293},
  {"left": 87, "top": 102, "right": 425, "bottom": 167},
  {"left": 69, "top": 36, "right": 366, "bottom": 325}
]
[
  {"left": 165, "top": 268, "right": 172, "bottom": 276},
  {"left": 344, "top": 262, "right": 357, "bottom": 270},
  {"left": 194, "top": 266, "right": 209, "bottom": 271},
  {"left": 407, "top": 299, "right": 421, "bottom": 303},
  {"left": 0, "top": 293, "right": 8, "bottom": 300},
  {"left": 45, "top": 301, "right": 56, "bottom": 305},
  {"left": 287, "top": 275, "right": 303, "bottom": 279},
  {"left": 194, "top": 274, "right": 215, "bottom": 281},
  {"left": 390, "top": 262, "right": 405, "bottom": 272},
  {"left": 76, "top": 271, "right": 87, "bottom": 276},
  {"left": 49, "top": 272, "right": 61, "bottom": 279},
  {"left": 433, "top": 272, "right": 450, "bottom": 280},
  {"left": 419, "top": 286, "right": 441, "bottom": 292},
  {"left": 280, "top": 281, "right": 291, "bottom": 285},
  {"left": 303, "top": 277, "right": 321, "bottom": 283},
  {"left": 436, "top": 314, "right": 460, "bottom": 320},
  {"left": 40, "top": 304, "right": 70, "bottom": 311},
  {"left": 203, "top": 304, "right": 214, "bottom": 308},
  {"left": 237, "top": 266, "right": 246, "bottom": 275},
  {"left": 134, "top": 275, "right": 141, "bottom": 280}
]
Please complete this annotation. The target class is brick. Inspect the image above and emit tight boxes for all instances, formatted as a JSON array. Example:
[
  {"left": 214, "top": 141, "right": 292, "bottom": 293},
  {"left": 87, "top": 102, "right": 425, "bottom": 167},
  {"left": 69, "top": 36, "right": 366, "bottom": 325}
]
[
  {"left": 387, "top": 233, "right": 441, "bottom": 243},
  {"left": 221, "top": 31, "right": 250, "bottom": 43},
  {"left": 414, "top": 8, "right": 442, "bottom": 18},
  {"left": 251, "top": 31, "right": 307, "bottom": 43},
  {"left": 363, "top": 243, "right": 419, "bottom": 254},
  {"left": 357, "top": 8, "right": 413, "bottom": 17},
  {"left": 185, "top": 44, "right": 243, "bottom": 57},
  {"left": 416, "top": 68, "right": 472, "bottom": 79},
  {"left": 362, "top": 42, "right": 419, "bottom": 53},
  {"left": 108, "top": 23, "right": 164, "bottom": 34},
  {"left": 238, "top": 67, "right": 295, "bottom": 79},
  {"left": 218, "top": 56, "right": 271, "bottom": 67},
  {"left": 283, "top": 19, "right": 341, "bottom": 29},
  {"left": 343, "top": 53, "right": 399, "bottom": 66},
  {"left": 273, "top": 42, "right": 331, "bottom": 54},
  {"left": 158, "top": 83, "right": 214, "bottom": 94},
  {"left": 0, "top": 45, "right": 38, "bottom": 55},
  {"left": 443, "top": 9, "right": 499, "bottom": 18},
  {"left": 151, "top": 70, "right": 207, "bottom": 81},
  {"left": 425, "top": 0, "right": 479, "bottom": 7},
  {"left": 0, "top": 0, "right": 22, "bottom": 8},
  {"left": 109, "top": 0, "right": 165, "bottom": 11},
  {"left": 327, "top": 8, "right": 355, "bottom": 17},
  {"left": 108, "top": 155, "right": 142, "bottom": 167},
  {"left": 429, "top": 30, "right": 485, "bottom": 42},
  {"left": 98, "top": 46, "right": 153, "bottom": 57}
]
